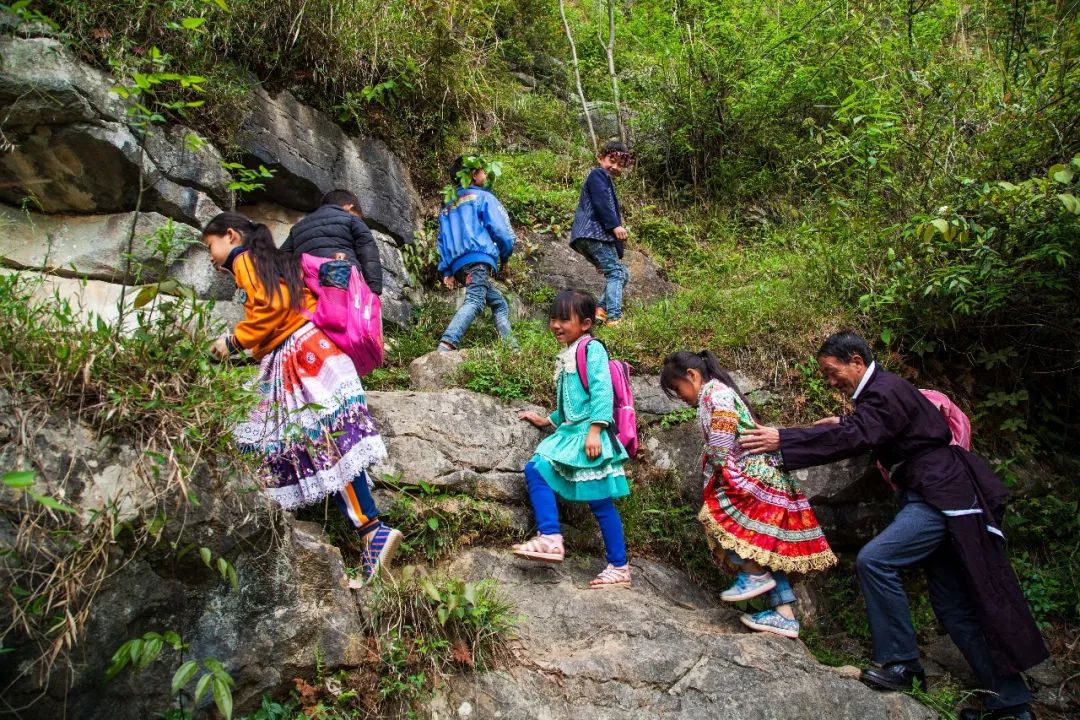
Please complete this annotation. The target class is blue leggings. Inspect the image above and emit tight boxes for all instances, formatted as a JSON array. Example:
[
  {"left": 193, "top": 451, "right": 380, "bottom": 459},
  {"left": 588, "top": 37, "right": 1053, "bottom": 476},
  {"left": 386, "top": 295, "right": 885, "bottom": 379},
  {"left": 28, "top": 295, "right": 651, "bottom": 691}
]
[
  {"left": 524, "top": 461, "right": 627, "bottom": 566},
  {"left": 331, "top": 472, "right": 380, "bottom": 536}
]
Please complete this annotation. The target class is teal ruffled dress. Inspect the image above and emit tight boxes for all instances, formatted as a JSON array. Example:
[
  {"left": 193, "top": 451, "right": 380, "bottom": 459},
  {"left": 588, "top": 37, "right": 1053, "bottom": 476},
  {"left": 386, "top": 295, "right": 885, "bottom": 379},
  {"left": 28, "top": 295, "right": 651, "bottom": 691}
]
[{"left": 533, "top": 336, "right": 630, "bottom": 501}]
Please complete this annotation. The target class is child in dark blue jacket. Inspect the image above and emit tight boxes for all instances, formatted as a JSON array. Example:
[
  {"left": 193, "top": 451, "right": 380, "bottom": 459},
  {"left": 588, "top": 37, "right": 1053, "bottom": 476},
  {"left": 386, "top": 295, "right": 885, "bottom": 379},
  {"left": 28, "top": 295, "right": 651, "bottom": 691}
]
[
  {"left": 280, "top": 189, "right": 382, "bottom": 294},
  {"left": 436, "top": 157, "right": 517, "bottom": 351},
  {"left": 570, "top": 141, "right": 633, "bottom": 323}
]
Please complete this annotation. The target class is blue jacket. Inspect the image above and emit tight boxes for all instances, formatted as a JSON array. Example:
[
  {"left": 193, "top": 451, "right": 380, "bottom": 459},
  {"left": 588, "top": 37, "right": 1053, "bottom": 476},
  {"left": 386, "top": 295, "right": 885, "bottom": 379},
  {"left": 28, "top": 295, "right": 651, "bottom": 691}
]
[
  {"left": 437, "top": 185, "right": 516, "bottom": 277},
  {"left": 571, "top": 167, "right": 623, "bottom": 256}
]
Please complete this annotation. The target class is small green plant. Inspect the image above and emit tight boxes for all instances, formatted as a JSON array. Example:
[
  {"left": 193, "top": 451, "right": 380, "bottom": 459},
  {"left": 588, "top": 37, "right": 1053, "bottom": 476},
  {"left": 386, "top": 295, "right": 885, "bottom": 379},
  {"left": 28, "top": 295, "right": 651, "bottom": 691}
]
[
  {"left": 364, "top": 567, "right": 517, "bottom": 709},
  {"left": 441, "top": 155, "right": 504, "bottom": 204},
  {"left": 106, "top": 631, "right": 236, "bottom": 719},
  {"left": 659, "top": 407, "right": 697, "bottom": 428}
]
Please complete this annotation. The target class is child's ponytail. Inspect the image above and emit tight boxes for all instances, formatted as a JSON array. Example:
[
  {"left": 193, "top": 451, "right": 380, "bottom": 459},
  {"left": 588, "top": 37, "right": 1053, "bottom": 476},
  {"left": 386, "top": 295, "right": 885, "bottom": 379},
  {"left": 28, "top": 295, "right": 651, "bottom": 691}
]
[
  {"left": 203, "top": 212, "right": 305, "bottom": 310},
  {"left": 660, "top": 350, "right": 760, "bottom": 422}
]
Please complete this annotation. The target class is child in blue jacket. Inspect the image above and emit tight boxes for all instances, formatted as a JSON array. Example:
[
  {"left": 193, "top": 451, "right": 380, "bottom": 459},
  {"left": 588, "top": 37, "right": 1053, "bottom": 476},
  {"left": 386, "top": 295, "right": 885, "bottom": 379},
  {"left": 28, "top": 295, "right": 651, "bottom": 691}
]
[
  {"left": 436, "top": 157, "right": 517, "bottom": 351},
  {"left": 570, "top": 141, "right": 633, "bottom": 324}
]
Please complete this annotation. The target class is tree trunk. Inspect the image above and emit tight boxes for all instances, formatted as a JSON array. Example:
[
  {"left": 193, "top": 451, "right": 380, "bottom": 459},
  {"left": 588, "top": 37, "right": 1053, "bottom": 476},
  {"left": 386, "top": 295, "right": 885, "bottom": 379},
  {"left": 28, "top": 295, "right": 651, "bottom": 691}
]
[
  {"left": 602, "top": 0, "right": 626, "bottom": 143},
  {"left": 560, "top": 0, "right": 597, "bottom": 154}
]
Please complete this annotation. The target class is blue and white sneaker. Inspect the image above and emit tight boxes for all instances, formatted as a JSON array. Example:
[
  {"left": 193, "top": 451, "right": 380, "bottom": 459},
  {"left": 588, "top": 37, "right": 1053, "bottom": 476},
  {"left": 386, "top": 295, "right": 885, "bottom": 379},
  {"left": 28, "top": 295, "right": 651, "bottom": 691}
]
[
  {"left": 740, "top": 609, "right": 800, "bottom": 639},
  {"left": 720, "top": 572, "right": 777, "bottom": 602},
  {"left": 361, "top": 523, "right": 403, "bottom": 580}
]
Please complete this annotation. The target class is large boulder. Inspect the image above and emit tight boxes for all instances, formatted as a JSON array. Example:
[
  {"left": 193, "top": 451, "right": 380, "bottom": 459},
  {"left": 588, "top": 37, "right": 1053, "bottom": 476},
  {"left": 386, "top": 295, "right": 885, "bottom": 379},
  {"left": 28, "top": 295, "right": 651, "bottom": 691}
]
[
  {"left": 238, "top": 201, "right": 414, "bottom": 327},
  {"left": 0, "top": 37, "right": 229, "bottom": 226},
  {"left": 238, "top": 88, "right": 420, "bottom": 245},
  {"left": 0, "top": 205, "right": 197, "bottom": 283},
  {"left": 429, "top": 548, "right": 934, "bottom": 720},
  {"left": 366, "top": 389, "right": 544, "bottom": 503},
  {"left": 409, "top": 349, "right": 471, "bottom": 391},
  {"left": 530, "top": 231, "right": 674, "bottom": 306},
  {"left": 0, "top": 394, "right": 365, "bottom": 720}
]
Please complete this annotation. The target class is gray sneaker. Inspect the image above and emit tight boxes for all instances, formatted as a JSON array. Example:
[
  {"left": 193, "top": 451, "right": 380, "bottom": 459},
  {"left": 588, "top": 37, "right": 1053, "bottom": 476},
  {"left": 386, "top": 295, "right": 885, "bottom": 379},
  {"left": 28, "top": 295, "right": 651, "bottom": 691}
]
[{"left": 740, "top": 609, "right": 800, "bottom": 639}]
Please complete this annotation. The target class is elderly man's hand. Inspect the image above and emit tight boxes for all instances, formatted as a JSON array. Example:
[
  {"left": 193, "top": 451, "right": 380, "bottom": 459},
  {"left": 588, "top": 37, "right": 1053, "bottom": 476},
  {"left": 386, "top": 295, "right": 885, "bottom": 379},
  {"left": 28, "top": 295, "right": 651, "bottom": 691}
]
[{"left": 740, "top": 423, "right": 781, "bottom": 454}]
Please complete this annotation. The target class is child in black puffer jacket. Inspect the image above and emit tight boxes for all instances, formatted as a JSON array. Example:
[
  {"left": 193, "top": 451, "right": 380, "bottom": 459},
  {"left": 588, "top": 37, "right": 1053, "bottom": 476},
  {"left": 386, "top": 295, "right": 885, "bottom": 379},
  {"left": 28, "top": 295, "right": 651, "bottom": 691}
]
[{"left": 280, "top": 189, "right": 382, "bottom": 294}]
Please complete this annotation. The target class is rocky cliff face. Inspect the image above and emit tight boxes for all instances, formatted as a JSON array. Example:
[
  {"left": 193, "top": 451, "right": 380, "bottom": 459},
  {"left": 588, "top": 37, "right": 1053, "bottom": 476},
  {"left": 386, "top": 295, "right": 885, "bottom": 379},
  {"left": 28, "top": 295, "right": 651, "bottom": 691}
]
[
  {"left": 0, "top": 36, "right": 420, "bottom": 329},
  {"left": 0, "top": 383, "right": 938, "bottom": 720}
]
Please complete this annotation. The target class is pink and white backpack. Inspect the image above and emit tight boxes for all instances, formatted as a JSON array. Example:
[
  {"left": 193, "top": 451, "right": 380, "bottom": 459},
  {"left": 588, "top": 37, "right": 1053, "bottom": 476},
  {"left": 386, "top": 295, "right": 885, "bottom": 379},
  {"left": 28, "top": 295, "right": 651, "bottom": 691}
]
[
  {"left": 918, "top": 389, "right": 972, "bottom": 450},
  {"left": 299, "top": 253, "right": 384, "bottom": 376},
  {"left": 878, "top": 388, "right": 971, "bottom": 485},
  {"left": 575, "top": 336, "right": 639, "bottom": 457}
]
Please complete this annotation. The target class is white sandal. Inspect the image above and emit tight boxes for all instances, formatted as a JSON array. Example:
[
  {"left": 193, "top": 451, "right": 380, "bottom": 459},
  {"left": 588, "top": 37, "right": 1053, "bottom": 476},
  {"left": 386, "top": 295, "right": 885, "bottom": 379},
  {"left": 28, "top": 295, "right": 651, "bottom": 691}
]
[
  {"left": 512, "top": 533, "right": 565, "bottom": 563},
  {"left": 588, "top": 563, "right": 631, "bottom": 589}
]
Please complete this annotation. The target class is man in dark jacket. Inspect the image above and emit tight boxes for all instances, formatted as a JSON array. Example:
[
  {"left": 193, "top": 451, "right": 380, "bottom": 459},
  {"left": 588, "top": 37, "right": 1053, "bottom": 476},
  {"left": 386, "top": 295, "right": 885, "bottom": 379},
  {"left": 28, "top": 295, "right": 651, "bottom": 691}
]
[
  {"left": 742, "top": 331, "right": 1047, "bottom": 720},
  {"left": 570, "top": 141, "right": 632, "bottom": 324},
  {"left": 280, "top": 189, "right": 382, "bottom": 294}
]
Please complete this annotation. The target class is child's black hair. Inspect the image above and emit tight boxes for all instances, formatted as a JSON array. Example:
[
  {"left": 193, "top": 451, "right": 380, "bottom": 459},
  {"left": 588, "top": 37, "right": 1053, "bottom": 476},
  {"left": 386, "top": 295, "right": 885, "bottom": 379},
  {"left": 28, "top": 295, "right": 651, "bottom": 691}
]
[
  {"left": 321, "top": 189, "right": 361, "bottom": 213},
  {"left": 448, "top": 156, "right": 465, "bottom": 182},
  {"left": 660, "top": 351, "right": 760, "bottom": 422},
  {"left": 548, "top": 289, "right": 597, "bottom": 324},
  {"left": 202, "top": 212, "right": 305, "bottom": 311},
  {"left": 600, "top": 140, "right": 629, "bottom": 157}
]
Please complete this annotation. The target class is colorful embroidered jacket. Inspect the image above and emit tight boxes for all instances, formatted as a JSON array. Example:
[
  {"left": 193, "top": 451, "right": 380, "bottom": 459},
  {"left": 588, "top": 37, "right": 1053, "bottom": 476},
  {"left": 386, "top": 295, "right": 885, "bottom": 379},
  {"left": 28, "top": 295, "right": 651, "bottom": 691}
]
[{"left": 225, "top": 249, "right": 316, "bottom": 359}]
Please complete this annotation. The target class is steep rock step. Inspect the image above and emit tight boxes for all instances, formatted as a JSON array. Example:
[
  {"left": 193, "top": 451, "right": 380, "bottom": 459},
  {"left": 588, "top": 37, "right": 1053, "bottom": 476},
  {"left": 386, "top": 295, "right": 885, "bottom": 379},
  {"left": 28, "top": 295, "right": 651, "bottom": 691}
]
[{"left": 430, "top": 548, "right": 934, "bottom": 720}]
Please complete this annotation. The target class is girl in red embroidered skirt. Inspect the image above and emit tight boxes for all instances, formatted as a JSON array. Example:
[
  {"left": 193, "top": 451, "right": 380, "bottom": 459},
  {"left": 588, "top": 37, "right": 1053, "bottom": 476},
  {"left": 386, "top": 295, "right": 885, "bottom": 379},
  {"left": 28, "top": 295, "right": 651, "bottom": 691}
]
[{"left": 661, "top": 351, "right": 836, "bottom": 638}]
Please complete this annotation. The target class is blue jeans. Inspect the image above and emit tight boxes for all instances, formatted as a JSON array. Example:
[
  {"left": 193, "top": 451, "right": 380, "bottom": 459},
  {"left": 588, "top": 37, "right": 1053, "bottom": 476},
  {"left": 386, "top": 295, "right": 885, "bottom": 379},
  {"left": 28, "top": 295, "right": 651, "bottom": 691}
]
[
  {"left": 856, "top": 493, "right": 1032, "bottom": 710},
  {"left": 440, "top": 263, "right": 514, "bottom": 347},
  {"left": 726, "top": 550, "right": 796, "bottom": 607},
  {"left": 578, "top": 239, "right": 629, "bottom": 320},
  {"left": 524, "top": 460, "right": 627, "bottom": 566},
  {"left": 331, "top": 471, "right": 380, "bottom": 535}
]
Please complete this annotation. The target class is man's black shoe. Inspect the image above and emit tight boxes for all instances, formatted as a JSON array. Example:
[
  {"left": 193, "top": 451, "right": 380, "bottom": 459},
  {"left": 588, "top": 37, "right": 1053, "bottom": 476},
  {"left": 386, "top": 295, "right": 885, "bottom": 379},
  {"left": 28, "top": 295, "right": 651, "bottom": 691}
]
[
  {"left": 859, "top": 662, "right": 927, "bottom": 691},
  {"left": 958, "top": 707, "right": 1035, "bottom": 720}
]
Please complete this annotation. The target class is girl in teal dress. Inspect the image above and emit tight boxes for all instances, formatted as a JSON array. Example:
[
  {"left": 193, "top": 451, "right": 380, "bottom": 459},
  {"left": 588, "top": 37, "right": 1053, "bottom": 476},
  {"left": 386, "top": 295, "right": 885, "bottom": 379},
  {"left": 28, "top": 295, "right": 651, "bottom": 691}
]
[{"left": 516, "top": 290, "right": 632, "bottom": 588}]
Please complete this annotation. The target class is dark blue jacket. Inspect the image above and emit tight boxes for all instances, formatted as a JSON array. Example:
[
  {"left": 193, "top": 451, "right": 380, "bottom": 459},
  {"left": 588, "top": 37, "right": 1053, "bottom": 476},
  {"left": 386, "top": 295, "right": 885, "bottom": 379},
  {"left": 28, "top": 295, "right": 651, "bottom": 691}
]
[
  {"left": 571, "top": 167, "right": 623, "bottom": 257},
  {"left": 280, "top": 204, "right": 383, "bottom": 294},
  {"left": 437, "top": 185, "right": 516, "bottom": 277}
]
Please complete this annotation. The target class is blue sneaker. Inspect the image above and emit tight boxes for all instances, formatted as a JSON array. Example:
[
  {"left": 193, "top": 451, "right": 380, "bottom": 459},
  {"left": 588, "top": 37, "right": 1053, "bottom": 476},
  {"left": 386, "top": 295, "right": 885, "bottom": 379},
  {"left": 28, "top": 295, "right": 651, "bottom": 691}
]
[
  {"left": 720, "top": 572, "right": 777, "bottom": 602},
  {"left": 361, "top": 523, "right": 403, "bottom": 580},
  {"left": 740, "top": 609, "right": 800, "bottom": 639}
]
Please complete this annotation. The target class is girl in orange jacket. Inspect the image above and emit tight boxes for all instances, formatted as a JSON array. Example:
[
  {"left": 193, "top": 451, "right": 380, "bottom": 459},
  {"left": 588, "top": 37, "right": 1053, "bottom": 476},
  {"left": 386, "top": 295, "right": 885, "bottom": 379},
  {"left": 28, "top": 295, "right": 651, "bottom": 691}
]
[{"left": 203, "top": 211, "right": 401, "bottom": 579}]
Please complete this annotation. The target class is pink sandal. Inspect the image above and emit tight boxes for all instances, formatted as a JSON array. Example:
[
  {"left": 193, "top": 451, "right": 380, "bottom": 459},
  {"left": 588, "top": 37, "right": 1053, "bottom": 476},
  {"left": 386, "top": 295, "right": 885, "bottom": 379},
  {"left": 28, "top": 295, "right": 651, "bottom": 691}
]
[
  {"left": 512, "top": 533, "right": 565, "bottom": 563},
  {"left": 588, "top": 563, "right": 631, "bottom": 589}
]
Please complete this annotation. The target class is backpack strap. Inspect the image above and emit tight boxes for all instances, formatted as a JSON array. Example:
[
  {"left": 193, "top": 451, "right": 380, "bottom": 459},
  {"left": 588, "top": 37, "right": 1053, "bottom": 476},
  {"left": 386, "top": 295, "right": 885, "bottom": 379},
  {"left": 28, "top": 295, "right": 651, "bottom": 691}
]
[{"left": 576, "top": 335, "right": 594, "bottom": 395}]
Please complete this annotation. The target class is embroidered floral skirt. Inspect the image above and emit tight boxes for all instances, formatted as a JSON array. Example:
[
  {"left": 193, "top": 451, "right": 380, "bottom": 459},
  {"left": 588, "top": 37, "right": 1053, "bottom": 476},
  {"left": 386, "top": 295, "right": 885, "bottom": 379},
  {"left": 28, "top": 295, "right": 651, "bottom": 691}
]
[
  {"left": 234, "top": 323, "right": 387, "bottom": 511},
  {"left": 699, "top": 458, "right": 837, "bottom": 574},
  {"left": 533, "top": 420, "right": 630, "bottom": 502}
]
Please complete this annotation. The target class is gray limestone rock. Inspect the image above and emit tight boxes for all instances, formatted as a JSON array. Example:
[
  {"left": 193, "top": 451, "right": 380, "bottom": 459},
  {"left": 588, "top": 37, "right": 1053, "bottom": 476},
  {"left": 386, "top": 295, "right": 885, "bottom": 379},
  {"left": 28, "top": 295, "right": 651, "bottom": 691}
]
[
  {"left": 531, "top": 231, "right": 674, "bottom": 307},
  {"left": 366, "top": 389, "right": 543, "bottom": 494},
  {"left": 429, "top": 548, "right": 935, "bottom": 720},
  {"left": 238, "top": 87, "right": 420, "bottom": 245}
]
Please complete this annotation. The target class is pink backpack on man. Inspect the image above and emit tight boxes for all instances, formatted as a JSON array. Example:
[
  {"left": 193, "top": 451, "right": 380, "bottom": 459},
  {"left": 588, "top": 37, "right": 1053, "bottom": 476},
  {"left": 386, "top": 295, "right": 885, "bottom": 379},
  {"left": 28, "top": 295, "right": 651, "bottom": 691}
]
[
  {"left": 575, "top": 336, "right": 639, "bottom": 457},
  {"left": 877, "top": 388, "right": 971, "bottom": 486},
  {"left": 299, "top": 254, "right": 384, "bottom": 376}
]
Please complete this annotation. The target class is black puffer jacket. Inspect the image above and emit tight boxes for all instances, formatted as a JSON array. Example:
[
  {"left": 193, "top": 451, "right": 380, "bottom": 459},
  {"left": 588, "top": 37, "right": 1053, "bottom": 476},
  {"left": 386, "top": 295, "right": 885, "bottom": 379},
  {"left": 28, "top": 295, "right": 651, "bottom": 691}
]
[{"left": 280, "top": 204, "right": 383, "bottom": 294}]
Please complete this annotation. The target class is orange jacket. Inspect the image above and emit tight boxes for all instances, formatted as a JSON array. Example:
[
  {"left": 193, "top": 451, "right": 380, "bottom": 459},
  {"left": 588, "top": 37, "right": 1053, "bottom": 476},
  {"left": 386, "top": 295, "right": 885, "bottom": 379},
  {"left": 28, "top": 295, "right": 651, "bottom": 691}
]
[{"left": 227, "top": 250, "right": 316, "bottom": 359}]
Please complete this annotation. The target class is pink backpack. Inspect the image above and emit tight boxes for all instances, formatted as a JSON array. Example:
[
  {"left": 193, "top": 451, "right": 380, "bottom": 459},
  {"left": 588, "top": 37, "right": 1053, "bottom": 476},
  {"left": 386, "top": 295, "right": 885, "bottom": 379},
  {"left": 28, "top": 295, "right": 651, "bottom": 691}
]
[
  {"left": 918, "top": 389, "right": 972, "bottom": 450},
  {"left": 575, "top": 336, "right": 639, "bottom": 457},
  {"left": 299, "top": 254, "right": 384, "bottom": 376},
  {"left": 878, "top": 388, "right": 972, "bottom": 485}
]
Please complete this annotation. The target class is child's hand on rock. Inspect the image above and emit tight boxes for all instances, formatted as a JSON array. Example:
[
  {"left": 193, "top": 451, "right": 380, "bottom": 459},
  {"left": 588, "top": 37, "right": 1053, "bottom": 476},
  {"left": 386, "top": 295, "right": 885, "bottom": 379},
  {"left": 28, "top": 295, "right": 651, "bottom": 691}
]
[{"left": 519, "top": 411, "right": 553, "bottom": 429}]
